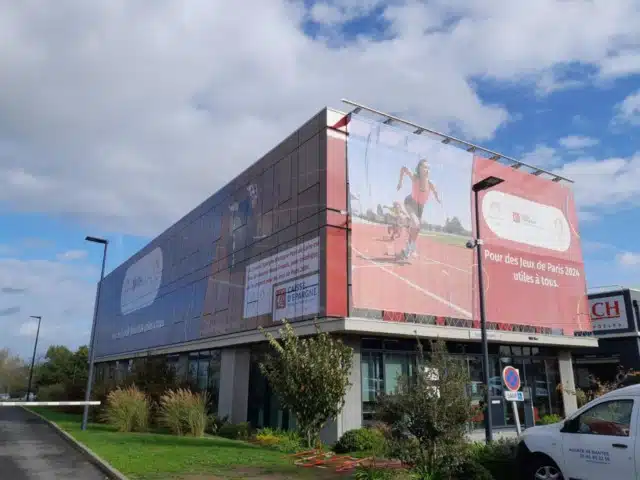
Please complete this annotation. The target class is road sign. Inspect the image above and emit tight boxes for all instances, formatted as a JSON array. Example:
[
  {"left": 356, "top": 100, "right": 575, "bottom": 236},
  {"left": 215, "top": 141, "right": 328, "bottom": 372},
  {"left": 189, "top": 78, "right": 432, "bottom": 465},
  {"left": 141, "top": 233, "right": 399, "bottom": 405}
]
[
  {"left": 504, "top": 391, "right": 524, "bottom": 402},
  {"left": 502, "top": 366, "right": 521, "bottom": 392}
]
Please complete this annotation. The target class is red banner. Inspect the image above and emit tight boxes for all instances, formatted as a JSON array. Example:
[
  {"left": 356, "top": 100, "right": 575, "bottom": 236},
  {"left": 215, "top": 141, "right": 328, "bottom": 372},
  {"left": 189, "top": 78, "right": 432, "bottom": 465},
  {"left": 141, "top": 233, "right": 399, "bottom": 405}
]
[
  {"left": 472, "top": 157, "right": 590, "bottom": 334},
  {"left": 346, "top": 116, "right": 590, "bottom": 335}
]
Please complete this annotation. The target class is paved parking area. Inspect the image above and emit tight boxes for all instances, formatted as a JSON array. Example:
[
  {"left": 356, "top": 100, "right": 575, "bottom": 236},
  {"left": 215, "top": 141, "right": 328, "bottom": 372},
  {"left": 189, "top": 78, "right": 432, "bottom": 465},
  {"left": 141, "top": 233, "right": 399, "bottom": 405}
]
[{"left": 0, "top": 407, "right": 107, "bottom": 479}]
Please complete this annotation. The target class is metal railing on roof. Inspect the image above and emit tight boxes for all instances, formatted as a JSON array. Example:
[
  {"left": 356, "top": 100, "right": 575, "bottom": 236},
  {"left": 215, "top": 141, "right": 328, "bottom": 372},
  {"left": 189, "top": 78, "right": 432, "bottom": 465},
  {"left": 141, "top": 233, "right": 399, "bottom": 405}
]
[{"left": 341, "top": 99, "right": 573, "bottom": 185}]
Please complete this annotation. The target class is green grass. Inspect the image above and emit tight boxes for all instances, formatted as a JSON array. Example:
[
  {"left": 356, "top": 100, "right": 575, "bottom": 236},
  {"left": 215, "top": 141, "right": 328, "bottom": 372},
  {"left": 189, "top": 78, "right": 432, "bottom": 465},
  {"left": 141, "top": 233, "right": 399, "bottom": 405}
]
[
  {"left": 418, "top": 230, "right": 470, "bottom": 248},
  {"left": 29, "top": 408, "right": 342, "bottom": 480}
]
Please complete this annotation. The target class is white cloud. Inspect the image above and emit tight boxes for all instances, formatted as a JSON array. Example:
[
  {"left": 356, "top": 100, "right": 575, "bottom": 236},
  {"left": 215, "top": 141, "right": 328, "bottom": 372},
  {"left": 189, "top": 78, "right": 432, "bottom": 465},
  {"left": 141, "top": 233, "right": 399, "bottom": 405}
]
[
  {"left": 520, "top": 144, "right": 561, "bottom": 168},
  {"left": 599, "top": 52, "right": 640, "bottom": 79},
  {"left": 613, "top": 89, "right": 640, "bottom": 126},
  {"left": 56, "top": 249, "right": 88, "bottom": 261},
  {"left": 310, "top": 0, "right": 381, "bottom": 26},
  {"left": 0, "top": 257, "right": 97, "bottom": 358},
  {"left": 0, "top": 1, "right": 640, "bottom": 237},
  {"left": 18, "top": 320, "right": 39, "bottom": 337},
  {"left": 558, "top": 135, "right": 599, "bottom": 150},
  {"left": 616, "top": 252, "right": 640, "bottom": 268},
  {"left": 554, "top": 153, "right": 640, "bottom": 211}
]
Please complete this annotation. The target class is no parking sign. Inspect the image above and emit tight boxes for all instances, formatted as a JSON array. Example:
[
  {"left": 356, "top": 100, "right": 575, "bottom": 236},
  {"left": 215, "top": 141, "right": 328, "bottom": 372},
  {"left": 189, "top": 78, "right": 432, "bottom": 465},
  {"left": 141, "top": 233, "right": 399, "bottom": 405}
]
[
  {"left": 502, "top": 366, "right": 521, "bottom": 392},
  {"left": 502, "top": 365, "right": 524, "bottom": 435}
]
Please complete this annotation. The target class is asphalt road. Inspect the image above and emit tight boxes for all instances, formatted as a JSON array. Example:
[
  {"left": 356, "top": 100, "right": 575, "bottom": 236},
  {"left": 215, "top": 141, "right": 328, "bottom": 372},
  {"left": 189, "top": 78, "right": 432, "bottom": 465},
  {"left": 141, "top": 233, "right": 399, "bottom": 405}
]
[{"left": 0, "top": 407, "right": 107, "bottom": 479}]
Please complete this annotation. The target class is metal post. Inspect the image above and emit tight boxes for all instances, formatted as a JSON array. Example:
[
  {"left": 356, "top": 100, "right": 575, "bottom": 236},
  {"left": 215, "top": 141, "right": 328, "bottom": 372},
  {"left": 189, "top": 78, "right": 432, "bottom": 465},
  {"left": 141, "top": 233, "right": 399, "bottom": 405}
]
[
  {"left": 26, "top": 316, "right": 42, "bottom": 401},
  {"left": 82, "top": 238, "right": 108, "bottom": 431},
  {"left": 512, "top": 401, "right": 522, "bottom": 436},
  {"left": 474, "top": 189, "right": 493, "bottom": 443}
]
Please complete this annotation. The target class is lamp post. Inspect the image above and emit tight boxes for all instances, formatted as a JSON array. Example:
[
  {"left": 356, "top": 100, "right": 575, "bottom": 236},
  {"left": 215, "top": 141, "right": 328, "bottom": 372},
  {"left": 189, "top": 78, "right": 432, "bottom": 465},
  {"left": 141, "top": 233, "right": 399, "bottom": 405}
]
[
  {"left": 26, "top": 315, "right": 42, "bottom": 401},
  {"left": 469, "top": 175, "right": 504, "bottom": 444},
  {"left": 82, "top": 236, "right": 109, "bottom": 431}
]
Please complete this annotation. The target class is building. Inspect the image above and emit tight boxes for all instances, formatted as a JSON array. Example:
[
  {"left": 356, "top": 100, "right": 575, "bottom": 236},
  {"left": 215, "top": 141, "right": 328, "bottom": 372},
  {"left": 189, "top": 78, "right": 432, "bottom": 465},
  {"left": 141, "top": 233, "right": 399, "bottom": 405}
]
[
  {"left": 573, "top": 287, "right": 640, "bottom": 388},
  {"left": 92, "top": 102, "right": 598, "bottom": 441}
]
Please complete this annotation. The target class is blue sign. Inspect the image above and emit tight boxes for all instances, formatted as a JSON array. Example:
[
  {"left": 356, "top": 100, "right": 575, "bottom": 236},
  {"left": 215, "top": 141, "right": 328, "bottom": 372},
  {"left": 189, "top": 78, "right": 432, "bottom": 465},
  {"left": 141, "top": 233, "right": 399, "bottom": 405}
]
[
  {"left": 504, "top": 391, "right": 524, "bottom": 402},
  {"left": 502, "top": 366, "right": 521, "bottom": 392}
]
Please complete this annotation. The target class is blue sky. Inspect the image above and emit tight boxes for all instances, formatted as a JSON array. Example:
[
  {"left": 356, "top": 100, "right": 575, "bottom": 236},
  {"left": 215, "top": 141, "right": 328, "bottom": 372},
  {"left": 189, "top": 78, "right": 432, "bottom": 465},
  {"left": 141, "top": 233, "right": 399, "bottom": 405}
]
[{"left": 1, "top": 0, "right": 640, "bottom": 358}]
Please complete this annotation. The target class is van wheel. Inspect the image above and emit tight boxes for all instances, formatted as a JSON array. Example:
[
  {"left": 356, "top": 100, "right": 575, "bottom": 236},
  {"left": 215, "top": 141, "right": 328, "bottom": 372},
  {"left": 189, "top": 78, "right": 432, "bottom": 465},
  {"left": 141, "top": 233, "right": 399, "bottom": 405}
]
[{"left": 529, "top": 456, "right": 563, "bottom": 480}]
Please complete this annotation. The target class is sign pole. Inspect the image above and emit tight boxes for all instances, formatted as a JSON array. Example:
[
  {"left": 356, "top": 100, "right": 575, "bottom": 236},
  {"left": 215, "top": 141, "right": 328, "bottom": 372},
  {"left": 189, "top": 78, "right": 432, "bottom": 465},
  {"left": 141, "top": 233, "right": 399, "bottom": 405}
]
[
  {"left": 502, "top": 366, "right": 524, "bottom": 437},
  {"left": 511, "top": 401, "right": 522, "bottom": 436}
]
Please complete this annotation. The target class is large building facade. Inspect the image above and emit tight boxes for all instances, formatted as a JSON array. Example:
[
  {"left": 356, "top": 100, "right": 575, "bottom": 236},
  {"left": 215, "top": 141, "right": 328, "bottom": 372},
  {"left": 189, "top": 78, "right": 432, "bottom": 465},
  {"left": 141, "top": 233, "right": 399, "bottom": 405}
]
[{"left": 92, "top": 105, "right": 598, "bottom": 440}]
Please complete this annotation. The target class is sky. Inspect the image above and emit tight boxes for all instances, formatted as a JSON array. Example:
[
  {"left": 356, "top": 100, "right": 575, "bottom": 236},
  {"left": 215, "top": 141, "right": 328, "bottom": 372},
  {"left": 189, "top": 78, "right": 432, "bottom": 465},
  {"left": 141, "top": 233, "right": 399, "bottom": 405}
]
[{"left": 2, "top": 0, "right": 640, "bottom": 359}]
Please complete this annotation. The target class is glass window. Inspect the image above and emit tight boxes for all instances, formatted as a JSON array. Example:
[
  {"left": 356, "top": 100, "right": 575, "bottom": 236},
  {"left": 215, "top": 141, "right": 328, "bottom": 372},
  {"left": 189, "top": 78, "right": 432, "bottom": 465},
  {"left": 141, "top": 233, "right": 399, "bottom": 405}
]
[
  {"left": 208, "top": 351, "right": 221, "bottom": 414},
  {"left": 545, "top": 358, "right": 564, "bottom": 417},
  {"left": 197, "top": 352, "right": 210, "bottom": 392},
  {"left": 246, "top": 349, "right": 292, "bottom": 431},
  {"left": 361, "top": 352, "right": 384, "bottom": 421},
  {"left": 576, "top": 400, "right": 633, "bottom": 437},
  {"left": 188, "top": 352, "right": 199, "bottom": 386},
  {"left": 527, "top": 359, "right": 552, "bottom": 420}
]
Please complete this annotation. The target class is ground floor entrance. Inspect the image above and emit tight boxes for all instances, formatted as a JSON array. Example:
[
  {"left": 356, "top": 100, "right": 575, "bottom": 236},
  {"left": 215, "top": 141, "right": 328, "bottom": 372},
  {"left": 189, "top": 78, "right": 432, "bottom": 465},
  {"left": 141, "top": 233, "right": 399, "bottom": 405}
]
[{"left": 242, "top": 335, "right": 576, "bottom": 440}]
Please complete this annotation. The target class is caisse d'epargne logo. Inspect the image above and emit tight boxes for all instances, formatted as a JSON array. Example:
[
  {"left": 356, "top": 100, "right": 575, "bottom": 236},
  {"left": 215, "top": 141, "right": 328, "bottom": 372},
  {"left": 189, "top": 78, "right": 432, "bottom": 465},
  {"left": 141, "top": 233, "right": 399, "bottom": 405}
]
[{"left": 275, "top": 288, "right": 287, "bottom": 309}]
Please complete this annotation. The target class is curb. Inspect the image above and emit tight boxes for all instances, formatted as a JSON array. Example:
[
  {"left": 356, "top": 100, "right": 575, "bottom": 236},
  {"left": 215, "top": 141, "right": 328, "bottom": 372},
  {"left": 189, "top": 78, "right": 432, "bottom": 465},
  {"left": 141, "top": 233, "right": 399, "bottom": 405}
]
[{"left": 22, "top": 407, "right": 129, "bottom": 480}]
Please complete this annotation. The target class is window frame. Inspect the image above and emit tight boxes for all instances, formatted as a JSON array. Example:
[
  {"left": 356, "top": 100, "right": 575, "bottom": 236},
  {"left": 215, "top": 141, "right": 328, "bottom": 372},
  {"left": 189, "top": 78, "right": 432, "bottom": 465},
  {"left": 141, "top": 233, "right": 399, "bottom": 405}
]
[{"left": 564, "top": 398, "right": 634, "bottom": 438}]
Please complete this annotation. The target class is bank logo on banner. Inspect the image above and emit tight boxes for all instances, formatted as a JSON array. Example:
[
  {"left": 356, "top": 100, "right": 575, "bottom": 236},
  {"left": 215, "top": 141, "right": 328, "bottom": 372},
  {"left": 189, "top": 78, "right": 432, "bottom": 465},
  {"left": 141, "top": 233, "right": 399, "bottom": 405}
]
[
  {"left": 272, "top": 273, "right": 320, "bottom": 322},
  {"left": 242, "top": 236, "right": 320, "bottom": 319},
  {"left": 275, "top": 287, "right": 287, "bottom": 310}
]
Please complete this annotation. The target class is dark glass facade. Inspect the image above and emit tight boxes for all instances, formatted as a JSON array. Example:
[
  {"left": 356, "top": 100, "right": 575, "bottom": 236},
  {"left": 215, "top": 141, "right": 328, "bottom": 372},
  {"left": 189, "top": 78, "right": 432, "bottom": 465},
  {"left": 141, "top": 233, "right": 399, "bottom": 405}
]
[
  {"left": 246, "top": 348, "right": 294, "bottom": 431},
  {"left": 360, "top": 337, "right": 564, "bottom": 429},
  {"left": 94, "top": 349, "right": 221, "bottom": 414}
]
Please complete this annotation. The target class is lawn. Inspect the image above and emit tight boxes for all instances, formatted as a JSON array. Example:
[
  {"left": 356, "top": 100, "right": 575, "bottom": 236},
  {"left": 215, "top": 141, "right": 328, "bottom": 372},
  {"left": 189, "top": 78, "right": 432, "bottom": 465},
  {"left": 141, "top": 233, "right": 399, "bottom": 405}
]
[
  {"left": 419, "top": 230, "right": 470, "bottom": 248},
  {"left": 29, "top": 408, "right": 347, "bottom": 480}
]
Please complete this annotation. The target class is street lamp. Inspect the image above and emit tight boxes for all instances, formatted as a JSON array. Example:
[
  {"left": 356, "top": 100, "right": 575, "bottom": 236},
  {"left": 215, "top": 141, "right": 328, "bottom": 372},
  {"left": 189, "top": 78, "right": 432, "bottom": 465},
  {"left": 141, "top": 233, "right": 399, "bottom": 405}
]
[
  {"left": 82, "top": 236, "right": 109, "bottom": 431},
  {"left": 26, "top": 315, "right": 42, "bottom": 402},
  {"left": 468, "top": 175, "right": 504, "bottom": 444}
]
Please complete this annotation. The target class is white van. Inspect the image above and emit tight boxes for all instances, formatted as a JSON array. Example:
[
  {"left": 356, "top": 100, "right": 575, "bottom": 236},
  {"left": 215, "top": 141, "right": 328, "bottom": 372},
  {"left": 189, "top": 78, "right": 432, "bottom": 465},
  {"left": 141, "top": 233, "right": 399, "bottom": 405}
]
[{"left": 517, "top": 383, "right": 640, "bottom": 479}]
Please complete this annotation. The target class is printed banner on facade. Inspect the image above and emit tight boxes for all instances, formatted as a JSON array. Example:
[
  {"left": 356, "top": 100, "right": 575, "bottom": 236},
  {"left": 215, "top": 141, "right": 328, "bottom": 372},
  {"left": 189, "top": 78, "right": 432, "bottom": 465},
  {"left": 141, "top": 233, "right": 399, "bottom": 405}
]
[
  {"left": 243, "top": 236, "right": 320, "bottom": 319},
  {"left": 347, "top": 117, "right": 474, "bottom": 321},
  {"left": 473, "top": 157, "right": 590, "bottom": 334},
  {"left": 347, "top": 116, "right": 590, "bottom": 335},
  {"left": 273, "top": 273, "right": 320, "bottom": 321}
]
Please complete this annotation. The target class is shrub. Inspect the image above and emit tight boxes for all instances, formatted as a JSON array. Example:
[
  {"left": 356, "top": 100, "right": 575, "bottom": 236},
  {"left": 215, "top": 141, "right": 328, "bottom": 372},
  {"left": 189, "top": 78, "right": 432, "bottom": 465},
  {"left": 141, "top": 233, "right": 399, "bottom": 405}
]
[
  {"left": 158, "top": 388, "right": 209, "bottom": 437},
  {"left": 206, "top": 413, "right": 229, "bottom": 435},
  {"left": 259, "top": 320, "right": 354, "bottom": 447},
  {"left": 36, "top": 383, "right": 67, "bottom": 401},
  {"left": 354, "top": 464, "right": 396, "bottom": 480},
  {"left": 334, "top": 427, "right": 386, "bottom": 454},
  {"left": 217, "top": 422, "right": 251, "bottom": 441},
  {"left": 470, "top": 438, "right": 518, "bottom": 480},
  {"left": 125, "top": 357, "right": 195, "bottom": 427},
  {"left": 376, "top": 340, "right": 473, "bottom": 477},
  {"left": 254, "top": 427, "right": 303, "bottom": 453},
  {"left": 538, "top": 414, "right": 562, "bottom": 425},
  {"left": 452, "top": 460, "right": 494, "bottom": 480},
  {"left": 101, "top": 385, "right": 150, "bottom": 433},
  {"left": 89, "top": 380, "right": 116, "bottom": 423}
]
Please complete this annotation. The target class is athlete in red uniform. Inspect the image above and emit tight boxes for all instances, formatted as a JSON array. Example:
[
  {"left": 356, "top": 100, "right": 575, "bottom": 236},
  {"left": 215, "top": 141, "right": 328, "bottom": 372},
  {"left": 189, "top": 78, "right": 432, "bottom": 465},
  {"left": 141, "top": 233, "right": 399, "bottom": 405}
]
[{"left": 396, "top": 159, "right": 440, "bottom": 260}]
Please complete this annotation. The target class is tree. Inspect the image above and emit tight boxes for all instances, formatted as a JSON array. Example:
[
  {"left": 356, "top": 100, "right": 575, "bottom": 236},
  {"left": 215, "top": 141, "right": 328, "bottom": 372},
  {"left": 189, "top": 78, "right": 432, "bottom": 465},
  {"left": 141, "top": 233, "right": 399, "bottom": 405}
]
[
  {"left": 443, "top": 216, "right": 467, "bottom": 236},
  {"left": 35, "top": 345, "right": 89, "bottom": 399},
  {"left": 259, "top": 320, "right": 354, "bottom": 448},
  {"left": 0, "top": 349, "right": 28, "bottom": 396},
  {"left": 375, "top": 339, "right": 473, "bottom": 477}
]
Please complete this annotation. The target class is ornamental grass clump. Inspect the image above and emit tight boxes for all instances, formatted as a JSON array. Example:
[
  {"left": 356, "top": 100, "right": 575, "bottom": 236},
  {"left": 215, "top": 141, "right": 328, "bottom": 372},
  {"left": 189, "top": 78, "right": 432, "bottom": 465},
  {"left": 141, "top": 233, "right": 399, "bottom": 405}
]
[
  {"left": 159, "top": 388, "right": 209, "bottom": 437},
  {"left": 101, "top": 385, "right": 150, "bottom": 433}
]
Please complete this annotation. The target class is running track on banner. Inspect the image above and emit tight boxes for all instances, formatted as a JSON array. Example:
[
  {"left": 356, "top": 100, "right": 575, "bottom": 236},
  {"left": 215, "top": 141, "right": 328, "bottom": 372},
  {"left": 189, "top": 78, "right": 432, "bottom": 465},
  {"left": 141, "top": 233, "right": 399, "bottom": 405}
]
[{"left": 351, "top": 223, "right": 474, "bottom": 319}]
